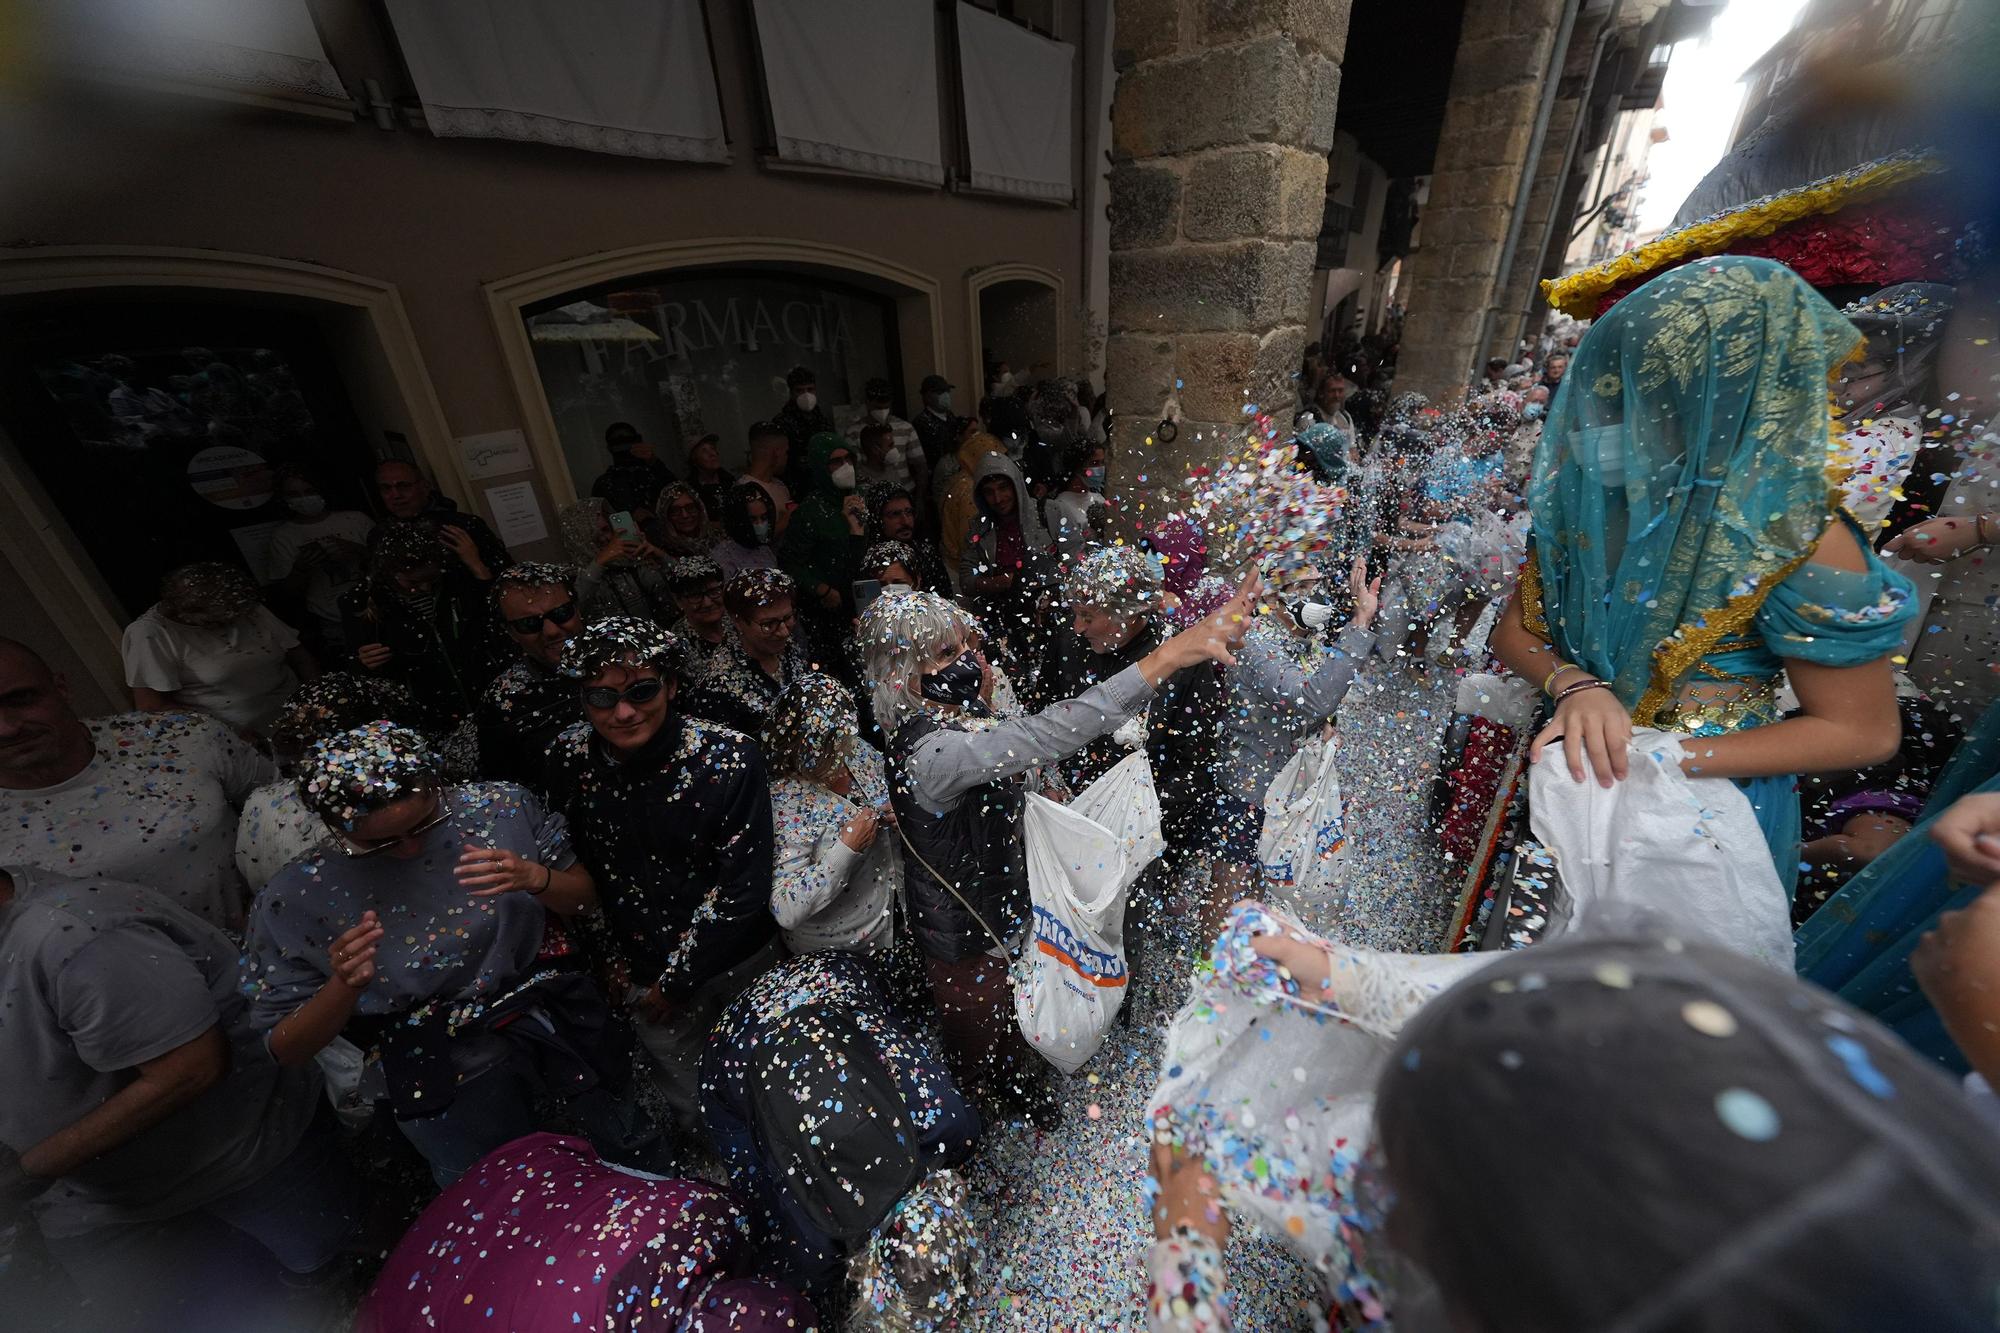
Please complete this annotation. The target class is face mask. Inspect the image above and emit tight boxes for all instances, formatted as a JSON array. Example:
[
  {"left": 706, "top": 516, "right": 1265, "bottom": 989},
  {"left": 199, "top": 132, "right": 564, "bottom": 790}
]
[
  {"left": 1084, "top": 466, "right": 1107, "bottom": 494},
  {"left": 998, "top": 372, "right": 1015, "bottom": 390},
  {"left": 868, "top": 407, "right": 890, "bottom": 424},
  {"left": 1288, "top": 597, "right": 1336, "bottom": 632},
  {"left": 1524, "top": 402, "right": 1546, "bottom": 421},
  {"left": 286, "top": 493, "right": 327, "bottom": 518},
  {"left": 796, "top": 391, "right": 818, "bottom": 412},
  {"left": 882, "top": 581, "right": 913, "bottom": 594},
  {"left": 934, "top": 391, "right": 953, "bottom": 412},
  {"left": 918, "top": 649, "right": 984, "bottom": 707},
  {"left": 751, "top": 520, "right": 773, "bottom": 543},
  {"left": 883, "top": 446, "right": 905, "bottom": 467},
  {"left": 829, "top": 462, "right": 857, "bottom": 490}
]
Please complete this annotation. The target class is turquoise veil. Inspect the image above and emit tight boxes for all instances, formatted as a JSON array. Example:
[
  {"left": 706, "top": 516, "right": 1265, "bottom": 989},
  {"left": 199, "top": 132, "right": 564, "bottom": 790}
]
[{"left": 1522, "top": 257, "right": 1863, "bottom": 723}]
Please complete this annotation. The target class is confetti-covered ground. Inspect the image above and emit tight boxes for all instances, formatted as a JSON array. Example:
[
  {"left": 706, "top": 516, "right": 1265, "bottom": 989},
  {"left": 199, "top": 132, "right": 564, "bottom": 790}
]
[
  {"left": 950, "top": 645, "right": 1466, "bottom": 1330},
  {"left": 958, "top": 869, "right": 1328, "bottom": 1330}
]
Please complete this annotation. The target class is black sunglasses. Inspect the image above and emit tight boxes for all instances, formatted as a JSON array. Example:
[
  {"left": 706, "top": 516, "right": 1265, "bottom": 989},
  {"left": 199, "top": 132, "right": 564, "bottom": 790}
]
[
  {"left": 582, "top": 677, "right": 667, "bottom": 710},
  {"left": 505, "top": 601, "right": 578, "bottom": 634}
]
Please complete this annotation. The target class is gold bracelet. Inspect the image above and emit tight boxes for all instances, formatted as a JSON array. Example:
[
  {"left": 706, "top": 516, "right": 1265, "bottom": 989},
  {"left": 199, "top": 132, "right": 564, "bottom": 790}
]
[{"left": 1542, "top": 662, "right": 1583, "bottom": 695}]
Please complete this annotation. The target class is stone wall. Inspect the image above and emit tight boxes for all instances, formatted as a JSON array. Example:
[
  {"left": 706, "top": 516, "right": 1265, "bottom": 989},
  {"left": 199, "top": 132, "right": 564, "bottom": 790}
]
[
  {"left": 1394, "top": 0, "right": 1571, "bottom": 402},
  {"left": 1103, "top": 0, "right": 1351, "bottom": 510}
]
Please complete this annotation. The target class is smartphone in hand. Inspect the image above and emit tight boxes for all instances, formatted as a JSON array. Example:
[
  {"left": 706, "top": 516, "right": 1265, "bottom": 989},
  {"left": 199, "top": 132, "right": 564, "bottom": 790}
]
[
  {"left": 609, "top": 510, "right": 643, "bottom": 544},
  {"left": 852, "top": 578, "right": 883, "bottom": 616}
]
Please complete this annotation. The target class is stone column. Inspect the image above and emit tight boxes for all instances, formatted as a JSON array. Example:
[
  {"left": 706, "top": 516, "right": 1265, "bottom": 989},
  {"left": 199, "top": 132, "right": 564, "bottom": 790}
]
[
  {"left": 1395, "top": 0, "right": 1572, "bottom": 403},
  {"left": 1103, "top": 0, "right": 1350, "bottom": 513}
]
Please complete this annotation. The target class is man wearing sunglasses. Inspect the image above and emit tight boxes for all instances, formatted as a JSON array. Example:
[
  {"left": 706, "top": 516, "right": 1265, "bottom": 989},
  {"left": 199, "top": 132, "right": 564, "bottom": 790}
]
[
  {"left": 545, "top": 617, "right": 779, "bottom": 1136},
  {"left": 477, "top": 564, "right": 588, "bottom": 792},
  {"left": 665, "top": 555, "right": 732, "bottom": 672},
  {"left": 682, "top": 568, "right": 806, "bottom": 738}
]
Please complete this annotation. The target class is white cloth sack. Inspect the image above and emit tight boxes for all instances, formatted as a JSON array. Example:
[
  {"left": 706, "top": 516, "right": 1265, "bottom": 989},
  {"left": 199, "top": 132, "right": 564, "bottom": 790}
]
[
  {"left": 1258, "top": 734, "right": 1347, "bottom": 910},
  {"left": 1014, "top": 751, "right": 1165, "bottom": 1074},
  {"left": 1527, "top": 728, "right": 1794, "bottom": 970}
]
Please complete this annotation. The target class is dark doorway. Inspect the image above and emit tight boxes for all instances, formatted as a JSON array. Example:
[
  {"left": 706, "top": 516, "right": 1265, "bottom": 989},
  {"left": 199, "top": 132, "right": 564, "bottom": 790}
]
[{"left": 0, "top": 296, "right": 376, "bottom": 620}]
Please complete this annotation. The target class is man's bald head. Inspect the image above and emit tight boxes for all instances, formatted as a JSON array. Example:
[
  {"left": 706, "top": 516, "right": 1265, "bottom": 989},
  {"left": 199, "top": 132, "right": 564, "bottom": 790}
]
[{"left": 0, "top": 636, "right": 86, "bottom": 788}]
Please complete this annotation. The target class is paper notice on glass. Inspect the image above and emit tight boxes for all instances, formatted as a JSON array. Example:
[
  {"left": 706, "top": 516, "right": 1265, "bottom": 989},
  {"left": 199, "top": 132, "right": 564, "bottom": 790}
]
[
  {"left": 459, "top": 428, "right": 533, "bottom": 480},
  {"left": 484, "top": 482, "right": 548, "bottom": 548}
]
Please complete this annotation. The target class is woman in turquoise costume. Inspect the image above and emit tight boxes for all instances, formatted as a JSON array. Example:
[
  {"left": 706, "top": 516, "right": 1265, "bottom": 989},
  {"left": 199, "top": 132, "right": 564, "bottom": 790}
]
[{"left": 1490, "top": 255, "right": 1918, "bottom": 901}]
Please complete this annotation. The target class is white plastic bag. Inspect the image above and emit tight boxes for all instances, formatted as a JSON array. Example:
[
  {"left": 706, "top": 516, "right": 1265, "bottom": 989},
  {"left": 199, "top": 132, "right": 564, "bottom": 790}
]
[
  {"left": 1528, "top": 728, "right": 1794, "bottom": 970},
  {"left": 1258, "top": 734, "right": 1347, "bottom": 909},
  {"left": 1014, "top": 751, "right": 1165, "bottom": 1074}
]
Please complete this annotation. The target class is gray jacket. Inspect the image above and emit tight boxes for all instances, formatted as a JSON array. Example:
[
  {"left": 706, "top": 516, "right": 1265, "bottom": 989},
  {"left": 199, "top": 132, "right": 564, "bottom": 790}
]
[{"left": 1221, "top": 619, "right": 1376, "bottom": 799}]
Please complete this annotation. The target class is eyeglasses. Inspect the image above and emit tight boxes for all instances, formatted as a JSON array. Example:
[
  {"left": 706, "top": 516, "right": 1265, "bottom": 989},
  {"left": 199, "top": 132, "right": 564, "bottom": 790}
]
[
  {"left": 677, "top": 584, "right": 724, "bottom": 604},
  {"left": 582, "top": 677, "right": 666, "bottom": 710},
  {"left": 749, "top": 611, "right": 796, "bottom": 633},
  {"left": 505, "top": 601, "right": 578, "bottom": 635},
  {"left": 337, "top": 797, "right": 449, "bottom": 858}
]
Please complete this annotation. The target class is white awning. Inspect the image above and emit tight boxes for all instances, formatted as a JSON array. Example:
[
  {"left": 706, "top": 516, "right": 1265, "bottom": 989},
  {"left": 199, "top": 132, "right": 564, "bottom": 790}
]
[
  {"left": 45, "top": 0, "right": 348, "bottom": 114},
  {"left": 383, "top": 0, "right": 729, "bottom": 164},
  {"left": 956, "top": 4, "right": 1074, "bottom": 203},
  {"left": 750, "top": 0, "right": 945, "bottom": 187}
]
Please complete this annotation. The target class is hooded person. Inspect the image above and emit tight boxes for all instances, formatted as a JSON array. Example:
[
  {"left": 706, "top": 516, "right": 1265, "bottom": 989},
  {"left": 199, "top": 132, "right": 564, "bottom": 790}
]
[
  {"left": 646, "top": 480, "right": 718, "bottom": 559},
  {"left": 937, "top": 430, "right": 1010, "bottom": 580},
  {"left": 712, "top": 480, "right": 782, "bottom": 580},
  {"left": 781, "top": 431, "right": 869, "bottom": 668},
  {"left": 959, "top": 448, "right": 1054, "bottom": 639},
  {"left": 699, "top": 952, "right": 980, "bottom": 1311},
  {"left": 1039, "top": 544, "right": 1225, "bottom": 866},
  {"left": 1149, "top": 513, "right": 1235, "bottom": 629}
]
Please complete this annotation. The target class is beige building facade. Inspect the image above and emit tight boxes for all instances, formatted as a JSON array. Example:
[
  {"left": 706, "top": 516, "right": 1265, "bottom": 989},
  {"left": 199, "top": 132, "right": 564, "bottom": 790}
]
[{"left": 0, "top": 0, "right": 1105, "bottom": 712}]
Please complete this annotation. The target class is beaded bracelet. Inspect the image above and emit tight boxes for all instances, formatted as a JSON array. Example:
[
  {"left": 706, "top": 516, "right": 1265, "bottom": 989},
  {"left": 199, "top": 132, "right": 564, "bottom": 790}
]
[{"left": 1555, "top": 678, "right": 1613, "bottom": 703}]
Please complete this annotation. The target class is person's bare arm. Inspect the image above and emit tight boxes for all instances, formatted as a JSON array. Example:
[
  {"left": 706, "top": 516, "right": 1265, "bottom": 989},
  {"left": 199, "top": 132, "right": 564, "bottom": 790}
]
[
  {"left": 454, "top": 849, "right": 597, "bottom": 917},
  {"left": 130, "top": 685, "right": 176, "bottom": 713},
  {"left": 1677, "top": 522, "right": 1901, "bottom": 781},
  {"left": 18, "top": 1028, "right": 226, "bottom": 1181},
  {"left": 1913, "top": 879, "right": 2000, "bottom": 1089}
]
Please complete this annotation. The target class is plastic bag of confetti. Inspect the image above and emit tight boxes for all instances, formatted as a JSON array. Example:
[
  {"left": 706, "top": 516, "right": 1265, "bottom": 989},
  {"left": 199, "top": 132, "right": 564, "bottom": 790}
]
[
  {"left": 1258, "top": 734, "right": 1347, "bottom": 910},
  {"left": 1529, "top": 729, "right": 1794, "bottom": 970},
  {"left": 1015, "top": 751, "right": 1165, "bottom": 1074},
  {"left": 1147, "top": 902, "right": 1489, "bottom": 1301}
]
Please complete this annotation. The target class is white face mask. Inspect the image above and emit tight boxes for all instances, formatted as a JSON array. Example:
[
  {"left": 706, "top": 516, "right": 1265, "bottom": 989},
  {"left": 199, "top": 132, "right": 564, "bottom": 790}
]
[
  {"left": 883, "top": 446, "right": 905, "bottom": 467},
  {"left": 286, "top": 493, "right": 327, "bottom": 518},
  {"left": 795, "top": 391, "right": 818, "bottom": 412},
  {"left": 868, "top": 407, "right": 890, "bottom": 424},
  {"left": 751, "top": 520, "right": 772, "bottom": 542},
  {"left": 932, "top": 391, "right": 953, "bottom": 412},
  {"left": 829, "top": 462, "right": 857, "bottom": 490}
]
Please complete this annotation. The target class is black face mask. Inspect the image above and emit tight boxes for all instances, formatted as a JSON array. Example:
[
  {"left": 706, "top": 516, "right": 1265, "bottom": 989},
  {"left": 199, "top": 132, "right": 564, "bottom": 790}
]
[{"left": 918, "top": 650, "right": 984, "bottom": 708}]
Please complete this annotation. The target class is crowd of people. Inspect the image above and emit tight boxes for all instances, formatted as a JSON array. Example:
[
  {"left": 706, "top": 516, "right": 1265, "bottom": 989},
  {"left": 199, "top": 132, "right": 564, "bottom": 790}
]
[{"left": 5, "top": 256, "right": 2000, "bottom": 1331}]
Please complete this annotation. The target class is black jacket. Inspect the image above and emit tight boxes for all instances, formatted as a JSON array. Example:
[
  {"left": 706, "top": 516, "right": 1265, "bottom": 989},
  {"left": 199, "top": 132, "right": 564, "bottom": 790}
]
[
  {"left": 888, "top": 715, "right": 1027, "bottom": 963},
  {"left": 476, "top": 658, "right": 582, "bottom": 792},
  {"left": 545, "top": 715, "right": 777, "bottom": 992},
  {"left": 340, "top": 577, "right": 512, "bottom": 722},
  {"left": 591, "top": 456, "right": 677, "bottom": 516},
  {"left": 1034, "top": 621, "right": 1222, "bottom": 859}
]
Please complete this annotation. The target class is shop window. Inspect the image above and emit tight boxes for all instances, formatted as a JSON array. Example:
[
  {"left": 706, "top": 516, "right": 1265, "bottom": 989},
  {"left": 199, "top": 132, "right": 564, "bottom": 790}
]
[{"left": 523, "top": 269, "right": 901, "bottom": 483}]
